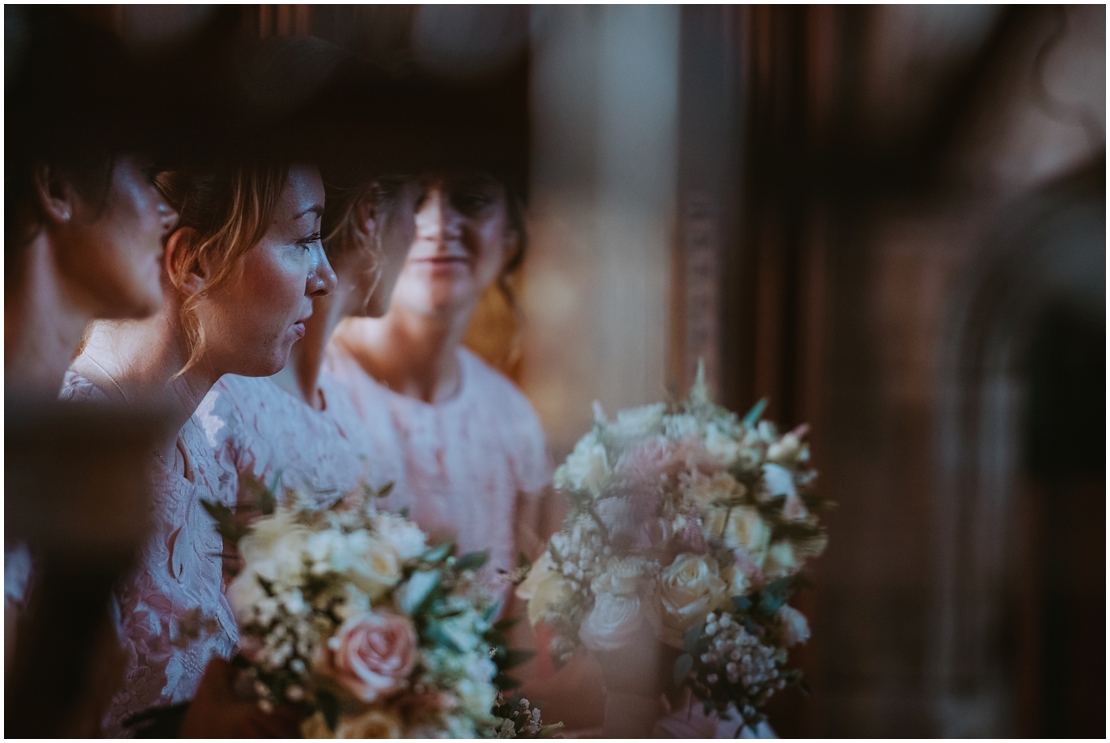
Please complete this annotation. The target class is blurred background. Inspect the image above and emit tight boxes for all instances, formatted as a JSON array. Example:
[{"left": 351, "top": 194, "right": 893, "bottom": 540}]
[{"left": 23, "top": 5, "right": 1106, "bottom": 737}]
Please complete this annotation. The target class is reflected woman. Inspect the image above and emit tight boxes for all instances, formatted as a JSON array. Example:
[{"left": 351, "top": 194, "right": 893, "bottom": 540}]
[
  {"left": 328, "top": 172, "right": 552, "bottom": 604},
  {"left": 63, "top": 161, "right": 336, "bottom": 735}
]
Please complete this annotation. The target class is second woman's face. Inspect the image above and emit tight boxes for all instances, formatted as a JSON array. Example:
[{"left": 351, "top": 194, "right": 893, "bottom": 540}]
[
  {"left": 388, "top": 173, "right": 515, "bottom": 319},
  {"left": 201, "top": 164, "right": 337, "bottom": 377},
  {"left": 57, "top": 154, "right": 179, "bottom": 319}
]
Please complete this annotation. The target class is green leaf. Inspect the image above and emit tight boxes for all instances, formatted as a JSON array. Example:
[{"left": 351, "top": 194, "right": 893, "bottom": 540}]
[
  {"left": 376, "top": 481, "right": 395, "bottom": 499},
  {"left": 673, "top": 653, "right": 694, "bottom": 687},
  {"left": 424, "top": 622, "right": 463, "bottom": 653},
  {"left": 455, "top": 550, "right": 489, "bottom": 572},
  {"left": 200, "top": 500, "right": 248, "bottom": 545},
  {"left": 493, "top": 616, "right": 520, "bottom": 633},
  {"left": 422, "top": 541, "right": 453, "bottom": 564},
  {"left": 399, "top": 506, "right": 411, "bottom": 519},
  {"left": 684, "top": 622, "right": 704, "bottom": 654},
  {"left": 316, "top": 689, "right": 340, "bottom": 732},
  {"left": 493, "top": 672, "right": 522, "bottom": 690},
  {"left": 732, "top": 595, "right": 752, "bottom": 612},
  {"left": 758, "top": 592, "right": 787, "bottom": 615},
  {"left": 518, "top": 552, "right": 532, "bottom": 570},
  {"left": 741, "top": 397, "right": 768, "bottom": 428},
  {"left": 502, "top": 649, "right": 536, "bottom": 670},
  {"left": 399, "top": 570, "right": 441, "bottom": 614}
]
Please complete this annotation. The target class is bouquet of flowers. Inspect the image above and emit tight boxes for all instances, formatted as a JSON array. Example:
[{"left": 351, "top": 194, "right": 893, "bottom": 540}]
[
  {"left": 203, "top": 485, "right": 561, "bottom": 738},
  {"left": 518, "top": 364, "right": 831, "bottom": 729}
]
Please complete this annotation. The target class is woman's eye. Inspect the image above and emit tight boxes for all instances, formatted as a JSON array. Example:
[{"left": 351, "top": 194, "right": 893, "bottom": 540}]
[
  {"left": 298, "top": 232, "right": 322, "bottom": 249},
  {"left": 455, "top": 192, "right": 492, "bottom": 212}
]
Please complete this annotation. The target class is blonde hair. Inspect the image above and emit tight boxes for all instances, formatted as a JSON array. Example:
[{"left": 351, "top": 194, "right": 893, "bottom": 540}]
[{"left": 156, "top": 163, "right": 289, "bottom": 374}]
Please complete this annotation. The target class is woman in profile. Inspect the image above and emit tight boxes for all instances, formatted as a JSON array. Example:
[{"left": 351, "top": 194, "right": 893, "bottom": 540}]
[
  {"left": 3, "top": 14, "right": 181, "bottom": 736},
  {"left": 63, "top": 159, "right": 336, "bottom": 735},
  {"left": 203, "top": 174, "right": 418, "bottom": 509}
]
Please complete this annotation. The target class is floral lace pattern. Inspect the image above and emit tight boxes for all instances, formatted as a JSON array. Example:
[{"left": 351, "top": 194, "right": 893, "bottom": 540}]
[
  {"left": 199, "top": 373, "right": 378, "bottom": 512},
  {"left": 60, "top": 372, "right": 238, "bottom": 738},
  {"left": 325, "top": 344, "right": 552, "bottom": 602}
]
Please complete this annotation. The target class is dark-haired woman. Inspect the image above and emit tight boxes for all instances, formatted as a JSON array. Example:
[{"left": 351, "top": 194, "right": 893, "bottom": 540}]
[{"left": 327, "top": 172, "right": 552, "bottom": 605}]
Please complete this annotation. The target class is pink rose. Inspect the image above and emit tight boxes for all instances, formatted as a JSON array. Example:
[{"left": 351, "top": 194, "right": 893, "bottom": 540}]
[
  {"left": 615, "top": 436, "right": 681, "bottom": 483},
  {"left": 320, "top": 611, "right": 418, "bottom": 703}
]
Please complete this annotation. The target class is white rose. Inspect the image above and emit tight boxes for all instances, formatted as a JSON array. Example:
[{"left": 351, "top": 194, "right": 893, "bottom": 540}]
[
  {"left": 375, "top": 513, "right": 428, "bottom": 560},
  {"left": 682, "top": 471, "right": 746, "bottom": 509},
  {"left": 344, "top": 530, "right": 402, "bottom": 599},
  {"left": 665, "top": 414, "right": 700, "bottom": 441},
  {"left": 761, "top": 463, "right": 808, "bottom": 521},
  {"left": 704, "top": 505, "right": 771, "bottom": 567},
  {"left": 227, "top": 565, "right": 270, "bottom": 624},
  {"left": 240, "top": 511, "right": 312, "bottom": 581},
  {"left": 555, "top": 431, "right": 610, "bottom": 496},
  {"left": 762, "top": 541, "right": 799, "bottom": 581},
  {"left": 654, "top": 555, "right": 727, "bottom": 648},
  {"left": 518, "top": 554, "right": 576, "bottom": 627},
  {"left": 704, "top": 422, "right": 742, "bottom": 466},
  {"left": 776, "top": 605, "right": 810, "bottom": 647},
  {"left": 767, "top": 433, "right": 802, "bottom": 464},
  {"left": 590, "top": 556, "right": 649, "bottom": 596},
  {"left": 579, "top": 593, "right": 645, "bottom": 651},
  {"left": 611, "top": 402, "right": 667, "bottom": 440}
]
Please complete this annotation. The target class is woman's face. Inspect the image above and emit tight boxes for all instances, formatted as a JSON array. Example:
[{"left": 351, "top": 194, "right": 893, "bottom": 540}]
[
  {"left": 56, "top": 154, "right": 178, "bottom": 319},
  {"left": 199, "top": 164, "right": 337, "bottom": 377},
  {"left": 387, "top": 173, "right": 516, "bottom": 320},
  {"left": 337, "top": 178, "right": 420, "bottom": 318}
]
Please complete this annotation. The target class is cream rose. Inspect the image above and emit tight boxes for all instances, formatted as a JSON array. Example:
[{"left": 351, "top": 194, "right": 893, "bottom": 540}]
[
  {"left": 704, "top": 505, "right": 771, "bottom": 567},
  {"left": 336, "top": 709, "right": 403, "bottom": 738},
  {"left": 555, "top": 431, "right": 611, "bottom": 496},
  {"left": 374, "top": 513, "right": 428, "bottom": 561},
  {"left": 319, "top": 611, "right": 418, "bottom": 703},
  {"left": 762, "top": 540, "right": 799, "bottom": 581},
  {"left": 344, "top": 530, "right": 402, "bottom": 600},
  {"left": 240, "top": 511, "right": 312, "bottom": 581},
  {"left": 579, "top": 593, "right": 645, "bottom": 651},
  {"left": 704, "top": 422, "right": 742, "bottom": 466},
  {"left": 776, "top": 605, "right": 810, "bottom": 647},
  {"left": 611, "top": 402, "right": 667, "bottom": 440},
  {"left": 655, "top": 555, "right": 727, "bottom": 648},
  {"left": 590, "top": 557, "right": 649, "bottom": 596},
  {"left": 682, "top": 471, "right": 746, "bottom": 509},
  {"left": 521, "top": 558, "right": 576, "bottom": 628}
]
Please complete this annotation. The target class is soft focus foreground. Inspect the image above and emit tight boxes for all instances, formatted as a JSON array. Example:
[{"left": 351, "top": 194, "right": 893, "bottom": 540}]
[{"left": 5, "top": 5, "right": 1105, "bottom": 738}]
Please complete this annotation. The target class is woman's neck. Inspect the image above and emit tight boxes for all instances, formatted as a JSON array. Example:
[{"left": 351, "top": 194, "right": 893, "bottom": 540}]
[
  {"left": 74, "top": 307, "right": 218, "bottom": 459},
  {"left": 338, "top": 304, "right": 472, "bottom": 405},
  {"left": 5, "top": 233, "right": 95, "bottom": 397},
  {"left": 271, "top": 291, "right": 348, "bottom": 410}
]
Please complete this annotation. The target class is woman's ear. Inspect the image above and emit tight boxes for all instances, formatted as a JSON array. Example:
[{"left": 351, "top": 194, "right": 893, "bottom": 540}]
[
  {"left": 164, "top": 228, "right": 206, "bottom": 296},
  {"left": 355, "top": 196, "right": 379, "bottom": 240},
  {"left": 31, "top": 163, "right": 77, "bottom": 224}
]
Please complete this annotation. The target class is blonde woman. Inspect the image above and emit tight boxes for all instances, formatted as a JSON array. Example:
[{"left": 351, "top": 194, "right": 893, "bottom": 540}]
[{"left": 63, "top": 161, "right": 336, "bottom": 734}]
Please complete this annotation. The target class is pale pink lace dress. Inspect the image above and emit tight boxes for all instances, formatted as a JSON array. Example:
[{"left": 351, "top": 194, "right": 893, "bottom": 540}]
[
  {"left": 325, "top": 344, "right": 552, "bottom": 602},
  {"left": 199, "top": 372, "right": 383, "bottom": 510},
  {"left": 59, "top": 372, "right": 238, "bottom": 738}
]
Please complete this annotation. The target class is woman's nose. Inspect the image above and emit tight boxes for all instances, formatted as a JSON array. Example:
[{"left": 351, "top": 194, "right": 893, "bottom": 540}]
[
  {"left": 307, "top": 244, "right": 338, "bottom": 298},
  {"left": 415, "top": 187, "right": 461, "bottom": 243}
]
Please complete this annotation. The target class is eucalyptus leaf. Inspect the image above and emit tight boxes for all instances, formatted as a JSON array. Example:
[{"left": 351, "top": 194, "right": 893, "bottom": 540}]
[
  {"left": 377, "top": 481, "right": 395, "bottom": 498},
  {"left": 673, "top": 653, "right": 694, "bottom": 687},
  {"left": 399, "top": 570, "right": 441, "bottom": 614},
  {"left": 732, "top": 595, "right": 752, "bottom": 612},
  {"left": 684, "top": 622, "right": 704, "bottom": 654},
  {"left": 502, "top": 649, "right": 535, "bottom": 670},
  {"left": 741, "top": 397, "right": 768, "bottom": 428},
  {"left": 399, "top": 506, "right": 411, "bottom": 518},
  {"left": 422, "top": 542, "right": 453, "bottom": 563},
  {"left": 455, "top": 550, "right": 490, "bottom": 572}
]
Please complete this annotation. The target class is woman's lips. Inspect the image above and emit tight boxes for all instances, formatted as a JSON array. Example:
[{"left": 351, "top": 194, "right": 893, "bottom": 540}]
[{"left": 291, "top": 322, "right": 306, "bottom": 339}]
